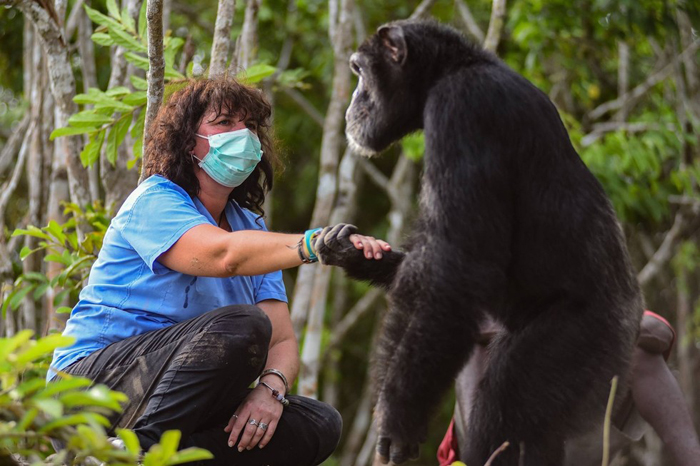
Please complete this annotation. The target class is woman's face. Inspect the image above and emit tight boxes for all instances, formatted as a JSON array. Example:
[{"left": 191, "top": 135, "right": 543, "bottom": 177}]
[{"left": 192, "top": 108, "right": 259, "bottom": 161}]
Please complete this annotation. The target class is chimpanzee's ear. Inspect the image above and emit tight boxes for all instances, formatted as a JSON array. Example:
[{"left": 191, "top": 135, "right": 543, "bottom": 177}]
[{"left": 377, "top": 25, "right": 407, "bottom": 66}]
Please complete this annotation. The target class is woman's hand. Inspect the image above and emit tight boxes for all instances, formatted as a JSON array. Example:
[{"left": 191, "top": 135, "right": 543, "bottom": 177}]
[
  {"left": 224, "top": 384, "right": 284, "bottom": 451},
  {"left": 349, "top": 232, "right": 392, "bottom": 260}
]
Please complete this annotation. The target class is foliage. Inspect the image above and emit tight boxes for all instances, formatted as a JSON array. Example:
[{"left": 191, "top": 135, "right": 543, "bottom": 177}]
[
  {"left": 2, "top": 202, "right": 112, "bottom": 319},
  {"left": 0, "top": 330, "right": 212, "bottom": 465}
]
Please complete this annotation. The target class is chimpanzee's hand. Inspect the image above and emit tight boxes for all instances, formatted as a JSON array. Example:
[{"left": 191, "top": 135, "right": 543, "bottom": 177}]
[
  {"left": 374, "top": 400, "right": 423, "bottom": 465},
  {"left": 313, "top": 224, "right": 391, "bottom": 267}
]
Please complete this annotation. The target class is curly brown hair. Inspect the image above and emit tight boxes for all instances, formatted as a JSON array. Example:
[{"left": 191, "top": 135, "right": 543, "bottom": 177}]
[{"left": 143, "top": 78, "right": 280, "bottom": 215}]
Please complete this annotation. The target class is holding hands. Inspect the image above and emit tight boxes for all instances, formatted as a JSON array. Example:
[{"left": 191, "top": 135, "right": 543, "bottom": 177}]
[{"left": 307, "top": 223, "right": 391, "bottom": 266}]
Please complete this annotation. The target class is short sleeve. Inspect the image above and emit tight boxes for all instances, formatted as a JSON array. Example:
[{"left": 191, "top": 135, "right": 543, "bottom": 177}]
[
  {"left": 118, "top": 185, "right": 209, "bottom": 274},
  {"left": 255, "top": 269, "right": 288, "bottom": 303}
]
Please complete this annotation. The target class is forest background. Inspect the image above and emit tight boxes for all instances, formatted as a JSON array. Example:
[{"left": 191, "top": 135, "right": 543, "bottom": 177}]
[{"left": 0, "top": 0, "right": 699, "bottom": 465}]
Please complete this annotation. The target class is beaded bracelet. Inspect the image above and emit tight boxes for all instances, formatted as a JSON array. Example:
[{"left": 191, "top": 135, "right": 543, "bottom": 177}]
[
  {"left": 258, "top": 381, "right": 290, "bottom": 407},
  {"left": 297, "top": 228, "right": 323, "bottom": 264}
]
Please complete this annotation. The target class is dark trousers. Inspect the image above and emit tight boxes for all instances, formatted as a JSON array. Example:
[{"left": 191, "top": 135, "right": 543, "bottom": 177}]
[{"left": 60, "top": 305, "right": 342, "bottom": 466}]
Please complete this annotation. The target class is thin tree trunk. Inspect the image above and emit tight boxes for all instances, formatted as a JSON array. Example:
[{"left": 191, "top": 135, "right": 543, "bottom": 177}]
[
  {"left": 78, "top": 7, "right": 101, "bottom": 202},
  {"left": 209, "top": 0, "right": 236, "bottom": 78},
  {"left": 290, "top": 0, "right": 354, "bottom": 339},
  {"left": 483, "top": 0, "right": 507, "bottom": 53},
  {"left": 455, "top": 0, "right": 485, "bottom": 43},
  {"left": 617, "top": 41, "right": 630, "bottom": 122},
  {"left": 139, "top": 0, "right": 165, "bottom": 183},
  {"left": 233, "top": 0, "right": 260, "bottom": 71}
]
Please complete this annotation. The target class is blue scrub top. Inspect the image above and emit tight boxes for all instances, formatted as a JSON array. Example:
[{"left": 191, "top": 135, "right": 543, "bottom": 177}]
[{"left": 49, "top": 175, "right": 287, "bottom": 380}]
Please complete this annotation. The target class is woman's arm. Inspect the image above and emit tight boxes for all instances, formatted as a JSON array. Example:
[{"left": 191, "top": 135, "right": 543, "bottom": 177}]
[{"left": 158, "top": 223, "right": 391, "bottom": 277}]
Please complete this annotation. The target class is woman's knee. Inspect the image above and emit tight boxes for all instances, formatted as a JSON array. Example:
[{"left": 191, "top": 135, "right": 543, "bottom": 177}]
[
  {"left": 289, "top": 396, "right": 343, "bottom": 464},
  {"left": 196, "top": 305, "right": 272, "bottom": 370}
]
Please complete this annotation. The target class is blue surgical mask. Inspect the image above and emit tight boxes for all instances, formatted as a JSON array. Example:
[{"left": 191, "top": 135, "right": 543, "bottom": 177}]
[{"left": 192, "top": 128, "right": 263, "bottom": 188}]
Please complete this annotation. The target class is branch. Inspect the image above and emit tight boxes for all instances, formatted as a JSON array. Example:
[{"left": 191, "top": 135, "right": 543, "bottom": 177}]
[
  {"left": 140, "top": 0, "right": 165, "bottom": 183},
  {"left": 637, "top": 212, "right": 687, "bottom": 287},
  {"left": 455, "top": 0, "right": 485, "bottom": 43},
  {"left": 64, "top": 0, "right": 85, "bottom": 39},
  {"left": 589, "top": 40, "right": 700, "bottom": 120},
  {"left": 0, "top": 123, "right": 33, "bottom": 219},
  {"left": 323, "top": 288, "right": 383, "bottom": 361},
  {"left": 209, "top": 0, "right": 236, "bottom": 78},
  {"left": 409, "top": 0, "right": 438, "bottom": 20},
  {"left": 281, "top": 88, "right": 325, "bottom": 128},
  {"left": 0, "top": 113, "right": 30, "bottom": 177},
  {"left": 484, "top": 441, "right": 511, "bottom": 466},
  {"left": 483, "top": 0, "right": 506, "bottom": 53},
  {"left": 580, "top": 122, "right": 675, "bottom": 147}
]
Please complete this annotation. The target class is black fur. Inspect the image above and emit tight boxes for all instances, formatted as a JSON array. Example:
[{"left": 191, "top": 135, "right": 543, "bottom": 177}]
[{"left": 318, "top": 20, "right": 643, "bottom": 466}]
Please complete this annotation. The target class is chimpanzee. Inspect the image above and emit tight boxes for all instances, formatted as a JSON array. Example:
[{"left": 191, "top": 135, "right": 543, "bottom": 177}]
[{"left": 313, "top": 20, "right": 644, "bottom": 466}]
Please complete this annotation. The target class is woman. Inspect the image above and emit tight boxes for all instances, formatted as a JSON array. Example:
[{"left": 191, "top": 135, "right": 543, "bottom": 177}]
[{"left": 49, "top": 78, "right": 390, "bottom": 465}]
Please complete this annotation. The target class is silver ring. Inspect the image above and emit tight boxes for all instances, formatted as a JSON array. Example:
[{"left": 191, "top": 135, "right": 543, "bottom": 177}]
[
  {"left": 249, "top": 419, "right": 259, "bottom": 426},
  {"left": 258, "top": 422, "right": 268, "bottom": 431}
]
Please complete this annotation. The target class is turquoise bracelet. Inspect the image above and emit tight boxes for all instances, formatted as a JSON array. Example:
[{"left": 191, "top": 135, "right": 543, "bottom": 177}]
[{"left": 304, "top": 228, "right": 322, "bottom": 262}]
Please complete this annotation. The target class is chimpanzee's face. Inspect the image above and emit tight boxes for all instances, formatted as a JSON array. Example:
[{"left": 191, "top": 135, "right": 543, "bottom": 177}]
[{"left": 345, "top": 24, "right": 423, "bottom": 156}]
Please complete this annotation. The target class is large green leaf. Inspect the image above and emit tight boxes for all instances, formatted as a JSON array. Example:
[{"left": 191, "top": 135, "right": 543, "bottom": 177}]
[
  {"left": 106, "top": 0, "right": 120, "bottom": 19},
  {"left": 15, "top": 334, "right": 76, "bottom": 364},
  {"left": 50, "top": 126, "right": 98, "bottom": 140},
  {"left": 237, "top": 64, "right": 277, "bottom": 84},
  {"left": 80, "top": 130, "right": 107, "bottom": 168},
  {"left": 69, "top": 111, "right": 113, "bottom": 127},
  {"left": 165, "top": 448, "right": 214, "bottom": 465},
  {"left": 84, "top": 5, "right": 124, "bottom": 32},
  {"left": 109, "top": 26, "right": 147, "bottom": 53},
  {"left": 106, "top": 115, "right": 132, "bottom": 165},
  {"left": 91, "top": 32, "right": 116, "bottom": 47}
]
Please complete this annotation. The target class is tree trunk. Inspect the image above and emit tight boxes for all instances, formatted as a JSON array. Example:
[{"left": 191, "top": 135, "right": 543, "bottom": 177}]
[
  {"left": 290, "top": 0, "right": 354, "bottom": 339},
  {"left": 139, "top": 0, "right": 165, "bottom": 183},
  {"left": 209, "top": 0, "right": 236, "bottom": 78}
]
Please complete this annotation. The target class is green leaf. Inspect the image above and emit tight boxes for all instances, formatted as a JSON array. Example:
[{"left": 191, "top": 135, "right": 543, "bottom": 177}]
[
  {"left": 20, "top": 246, "right": 34, "bottom": 260},
  {"left": 131, "top": 108, "right": 146, "bottom": 145},
  {"left": 237, "top": 64, "right": 277, "bottom": 84},
  {"left": 121, "top": 7, "right": 136, "bottom": 34},
  {"left": 12, "top": 226, "right": 52, "bottom": 240},
  {"left": 91, "top": 32, "right": 116, "bottom": 47},
  {"left": 16, "top": 377, "right": 47, "bottom": 397},
  {"left": 122, "top": 91, "right": 148, "bottom": 106},
  {"left": 165, "top": 67, "right": 186, "bottom": 80},
  {"left": 15, "top": 334, "right": 76, "bottom": 364},
  {"left": 106, "top": 86, "right": 131, "bottom": 97},
  {"left": 69, "top": 111, "right": 113, "bottom": 127},
  {"left": 130, "top": 75, "right": 148, "bottom": 91},
  {"left": 165, "top": 448, "right": 214, "bottom": 465},
  {"left": 36, "top": 376, "right": 91, "bottom": 398},
  {"left": 50, "top": 126, "right": 98, "bottom": 140},
  {"left": 80, "top": 130, "right": 106, "bottom": 168},
  {"left": 23, "top": 271, "right": 49, "bottom": 283},
  {"left": 39, "top": 412, "right": 111, "bottom": 433},
  {"left": 17, "top": 407, "right": 39, "bottom": 431},
  {"left": 33, "top": 398, "right": 64, "bottom": 418},
  {"left": 55, "top": 306, "right": 73, "bottom": 314},
  {"left": 0, "top": 329, "right": 34, "bottom": 360},
  {"left": 9, "top": 285, "right": 35, "bottom": 310},
  {"left": 124, "top": 52, "right": 149, "bottom": 71},
  {"left": 53, "top": 290, "right": 70, "bottom": 306},
  {"left": 109, "top": 27, "right": 147, "bottom": 53},
  {"left": 94, "top": 99, "right": 135, "bottom": 113},
  {"left": 106, "top": 0, "right": 120, "bottom": 19},
  {"left": 46, "top": 220, "right": 67, "bottom": 245},
  {"left": 84, "top": 5, "right": 125, "bottom": 32},
  {"left": 159, "top": 430, "right": 181, "bottom": 456},
  {"left": 138, "top": 0, "right": 147, "bottom": 42},
  {"left": 33, "top": 282, "right": 50, "bottom": 300},
  {"left": 116, "top": 428, "right": 141, "bottom": 455},
  {"left": 106, "top": 115, "right": 132, "bottom": 165}
]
